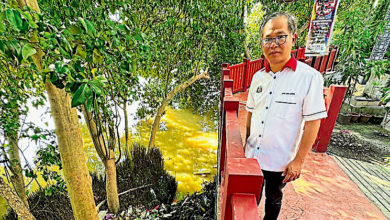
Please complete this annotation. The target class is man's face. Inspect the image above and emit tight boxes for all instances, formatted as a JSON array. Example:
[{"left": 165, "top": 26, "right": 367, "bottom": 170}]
[{"left": 261, "top": 16, "right": 296, "bottom": 67}]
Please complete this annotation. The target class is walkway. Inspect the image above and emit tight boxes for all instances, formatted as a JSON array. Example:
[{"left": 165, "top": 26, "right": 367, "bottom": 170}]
[{"left": 235, "top": 91, "right": 388, "bottom": 220}]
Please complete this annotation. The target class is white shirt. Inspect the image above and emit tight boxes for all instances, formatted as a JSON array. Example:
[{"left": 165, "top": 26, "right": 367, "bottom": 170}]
[{"left": 245, "top": 58, "right": 327, "bottom": 171}]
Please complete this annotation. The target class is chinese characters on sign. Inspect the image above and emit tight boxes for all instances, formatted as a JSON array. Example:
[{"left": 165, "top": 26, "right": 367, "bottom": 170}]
[
  {"left": 370, "top": 8, "right": 390, "bottom": 61},
  {"left": 305, "top": 0, "right": 340, "bottom": 56}
]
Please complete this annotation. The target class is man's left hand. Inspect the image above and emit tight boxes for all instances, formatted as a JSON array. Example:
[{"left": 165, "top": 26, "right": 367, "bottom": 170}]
[{"left": 282, "top": 158, "right": 303, "bottom": 183}]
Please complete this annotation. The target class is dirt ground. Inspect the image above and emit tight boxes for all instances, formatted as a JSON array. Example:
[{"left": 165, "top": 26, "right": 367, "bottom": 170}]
[{"left": 327, "top": 122, "right": 390, "bottom": 165}]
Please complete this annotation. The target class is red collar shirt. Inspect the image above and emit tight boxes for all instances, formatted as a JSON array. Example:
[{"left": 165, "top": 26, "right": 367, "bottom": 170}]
[{"left": 245, "top": 57, "right": 327, "bottom": 171}]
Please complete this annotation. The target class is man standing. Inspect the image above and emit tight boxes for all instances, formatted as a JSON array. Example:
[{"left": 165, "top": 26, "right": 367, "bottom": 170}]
[{"left": 245, "top": 12, "right": 327, "bottom": 220}]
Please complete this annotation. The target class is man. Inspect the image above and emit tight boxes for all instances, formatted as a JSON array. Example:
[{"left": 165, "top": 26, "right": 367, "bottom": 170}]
[{"left": 245, "top": 12, "right": 327, "bottom": 220}]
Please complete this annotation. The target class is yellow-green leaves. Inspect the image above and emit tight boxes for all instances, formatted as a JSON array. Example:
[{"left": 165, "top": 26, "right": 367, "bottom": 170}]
[
  {"left": 93, "top": 48, "right": 103, "bottom": 63},
  {"left": 22, "top": 43, "right": 37, "bottom": 60}
]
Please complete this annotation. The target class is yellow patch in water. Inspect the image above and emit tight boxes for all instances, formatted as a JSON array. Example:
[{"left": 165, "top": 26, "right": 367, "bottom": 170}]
[{"left": 131, "top": 107, "right": 218, "bottom": 195}]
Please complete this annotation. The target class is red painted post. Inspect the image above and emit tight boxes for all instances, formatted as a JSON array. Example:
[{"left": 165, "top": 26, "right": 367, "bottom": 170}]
[
  {"left": 221, "top": 158, "right": 263, "bottom": 220},
  {"left": 312, "top": 85, "right": 347, "bottom": 152},
  {"left": 231, "top": 193, "right": 259, "bottom": 220},
  {"left": 313, "top": 56, "right": 322, "bottom": 71},
  {"left": 326, "top": 49, "right": 336, "bottom": 72},
  {"left": 243, "top": 58, "right": 250, "bottom": 92},
  {"left": 319, "top": 54, "right": 329, "bottom": 74}
]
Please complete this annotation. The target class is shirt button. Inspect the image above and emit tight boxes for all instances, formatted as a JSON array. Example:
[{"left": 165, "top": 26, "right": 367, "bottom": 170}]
[
  {"left": 269, "top": 92, "right": 272, "bottom": 95},
  {"left": 261, "top": 121, "right": 264, "bottom": 124},
  {"left": 273, "top": 76, "right": 276, "bottom": 79},
  {"left": 266, "top": 107, "right": 268, "bottom": 109},
  {"left": 257, "top": 147, "right": 260, "bottom": 150},
  {"left": 259, "top": 134, "right": 262, "bottom": 137}
]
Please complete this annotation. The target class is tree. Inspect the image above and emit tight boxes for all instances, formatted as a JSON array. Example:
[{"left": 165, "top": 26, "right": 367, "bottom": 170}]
[
  {"left": 0, "top": 177, "right": 35, "bottom": 220},
  {"left": 3, "top": 0, "right": 100, "bottom": 219}
]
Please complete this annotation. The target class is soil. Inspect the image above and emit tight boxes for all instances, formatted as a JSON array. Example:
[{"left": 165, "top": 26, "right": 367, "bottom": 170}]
[{"left": 327, "top": 123, "right": 390, "bottom": 165}]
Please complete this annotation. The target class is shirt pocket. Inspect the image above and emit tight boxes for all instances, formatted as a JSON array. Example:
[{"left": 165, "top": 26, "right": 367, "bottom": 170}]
[{"left": 273, "top": 93, "right": 298, "bottom": 118}]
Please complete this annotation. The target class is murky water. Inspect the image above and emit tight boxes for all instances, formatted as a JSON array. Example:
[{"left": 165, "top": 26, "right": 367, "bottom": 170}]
[
  {"left": 0, "top": 106, "right": 218, "bottom": 217},
  {"left": 83, "top": 106, "right": 218, "bottom": 194},
  {"left": 130, "top": 107, "right": 218, "bottom": 194}
]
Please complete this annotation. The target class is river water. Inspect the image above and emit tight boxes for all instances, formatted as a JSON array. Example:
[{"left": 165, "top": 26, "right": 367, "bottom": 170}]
[{"left": 0, "top": 102, "right": 218, "bottom": 216}]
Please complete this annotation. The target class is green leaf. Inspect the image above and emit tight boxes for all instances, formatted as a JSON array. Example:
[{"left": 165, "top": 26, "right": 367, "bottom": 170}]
[
  {"left": 93, "top": 48, "right": 103, "bottom": 63},
  {"left": 78, "top": 17, "right": 88, "bottom": 32},
  {"left": 67, "top": 25, "right": 82, "bottom": 35},
  {"left": 71, "top": 84, "right": 92, "bottom": 108},
  {"left": 6, "top": 9, "right": 22, "bottom": 31},
  {"left": 76, "top": 45, "right": 86, "bottom": 59},
  {"left": 89, "top": 80, "right": 103, "bottom": 95},
  {"left": 85, "top": 20, "right": 96, "bottom": 37},
  {"left": 86, "top": 96, "right": 93, "bottom": 112},
  {"left": 9, "top": 41, "right": 22, "bottom": 58},
  {"left": 22, "top": 43, "right": 37, "bottom": 60}
]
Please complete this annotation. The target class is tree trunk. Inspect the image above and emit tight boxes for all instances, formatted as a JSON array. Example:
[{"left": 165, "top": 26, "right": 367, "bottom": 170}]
[
  {"left": 45, "top": 83, "right": 98, "bottom": 220},
  {"left": 82, "top": 106, "right": 120, "bottom": 213},
  {"left": 7, "top": 133, "right": 29, "bottom": 209},
  {"left": 0, "top": 177, "right": 35, "bottom": 220},
  {"left": 18, "top": 1, "right": 99, "bottom": 219},
  {"left": 103, "top": 158, "right": 119, "bottom": 213},
  {"left": 148, "top": 71, "right": 209, "bottom": 148}
]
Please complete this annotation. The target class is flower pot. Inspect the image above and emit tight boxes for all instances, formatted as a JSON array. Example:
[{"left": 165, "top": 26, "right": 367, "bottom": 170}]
[
  {"left": 337, "top": 113, "right": 352, "bottom": 125},
  {"left": 359, "top": 114, "right": 372, "bottom": 123},
  {"left": 350, "top": 113, "right": 360, "bottom": 123}
]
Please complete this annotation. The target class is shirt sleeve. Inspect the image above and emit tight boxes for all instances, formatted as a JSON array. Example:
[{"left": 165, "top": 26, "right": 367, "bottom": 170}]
[
  {"left": 246, "top": 86, "right": 255, "bottom": 112},
  {"left": 302, "top": 72, "right": 327, "bottom": 121}
]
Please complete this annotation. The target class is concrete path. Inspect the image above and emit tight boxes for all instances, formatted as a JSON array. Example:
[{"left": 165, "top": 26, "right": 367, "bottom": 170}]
[
  {"left": 333, "top": 155, "right": 390, "bottom": 218},
  {"left": 235, "top": 91, "right": 388, "bottom": 220}
]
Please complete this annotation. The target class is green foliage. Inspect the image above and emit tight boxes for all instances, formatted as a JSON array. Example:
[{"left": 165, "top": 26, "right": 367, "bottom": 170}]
[
  {"left": 35, "top": 143, "right": 66, "bottom": 195},
  {"left": 330, "top": 0, "right": 390, "bottom": 99},
  {"left": 246, "top": 3, "right": 265, "bottom": 59},
  {"left": 249, "top": 0, "right": 314, "bottom": 52}
]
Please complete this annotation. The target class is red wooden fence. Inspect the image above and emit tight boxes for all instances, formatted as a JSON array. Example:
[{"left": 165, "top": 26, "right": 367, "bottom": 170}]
[{"left": 218, "top": 47, "right": 346, "bottom": 219}]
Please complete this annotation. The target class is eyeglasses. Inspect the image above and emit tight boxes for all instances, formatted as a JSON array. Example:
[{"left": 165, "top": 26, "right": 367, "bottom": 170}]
[{"left": 261, "top": 35, "right": 289, "bottom": 48}]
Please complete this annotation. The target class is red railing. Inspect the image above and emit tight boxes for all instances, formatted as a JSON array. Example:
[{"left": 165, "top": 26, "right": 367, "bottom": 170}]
[
  {"left": 218, "top": 49, "right": 346, "bottom": 219},
  {"left": 218, "top": 65, "right": 263, "bottom": 220}
]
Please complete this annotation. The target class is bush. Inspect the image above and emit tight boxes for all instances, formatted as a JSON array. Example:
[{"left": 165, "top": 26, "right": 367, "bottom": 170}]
[
  {"left": 4, "top": 143, "right": 177, "bottom": 219},
  {"left": 4, "top": 190, "right": 73, "bottom": 220},
  {"left": 93, "top": 143, "right": 177, "bottom": 212}
]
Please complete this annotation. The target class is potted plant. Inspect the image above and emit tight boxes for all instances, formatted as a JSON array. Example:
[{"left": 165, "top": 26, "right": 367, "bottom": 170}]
[
  {"left": 350, "top": 112, "right": 361, "bottom": 123},
  {"left": 337, "top": 112, "right": 352, "bottom": 124},
  {"left": 337, "top": 105, "right": 352, "bottom": 124},
  {"left": 359, "top": 114, "right": 372, "bottom": 123}
]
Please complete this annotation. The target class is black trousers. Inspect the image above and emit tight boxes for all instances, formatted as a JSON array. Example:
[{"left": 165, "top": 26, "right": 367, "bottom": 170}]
[{"left": 259, "top": 170, "right": 287, "bottom": 220}]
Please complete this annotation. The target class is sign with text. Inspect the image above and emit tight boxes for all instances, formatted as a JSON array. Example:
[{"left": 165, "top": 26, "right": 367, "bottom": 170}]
[{"left": 305, "top": 0, "right": 340, "bottom": 56}]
